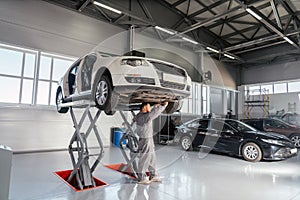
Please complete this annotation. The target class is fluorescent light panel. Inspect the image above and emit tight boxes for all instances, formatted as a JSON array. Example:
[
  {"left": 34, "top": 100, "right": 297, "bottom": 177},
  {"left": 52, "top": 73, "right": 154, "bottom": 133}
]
[
  {"left": 206, "top": 46, "right": 219, "bottom": 53},
  {"left": 93, "top": 1, "right": 122, "bottom": 14},
  {"left": 246, "top": 8, "right": 262, "bottom": 21},
  {"left": 154, "top": 26, "right": 175, "bottom": 35},
  {"left": 283, "top": 36, "right": 294, "bottom": 45},
  {"left": 224, "top": 53, "right": 235, "bottom": 59},
  {"left": 182, "top": 37, "right": 198, "bottom": 45}
]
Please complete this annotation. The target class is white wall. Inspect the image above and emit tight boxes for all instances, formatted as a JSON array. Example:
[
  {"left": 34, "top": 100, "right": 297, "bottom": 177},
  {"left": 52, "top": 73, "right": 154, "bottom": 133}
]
[
  {"left": 0, "top": 0, "right": 124, "bottom": 57},
  {"left": 242, "top": 60, "right": 300, "bottom": 85}
]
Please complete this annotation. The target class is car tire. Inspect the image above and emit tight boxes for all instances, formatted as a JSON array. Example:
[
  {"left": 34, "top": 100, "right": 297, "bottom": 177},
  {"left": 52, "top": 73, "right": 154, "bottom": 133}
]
[
  {"left": 242, "top": 142, "right": 262, "bottom": 162},
  {"left": 164, "top": 101, "right": 182, "bottom": 114},
  {"left": 94, "top": 75, "right": 116, "bottom": 115},
  {"left": 180, "top": 135, "right": 193, "bottom": 151},
  {"left": 289, "top": 134, "right": 300, "bottom": 148},
  {"left": 56, "top": 88, "right": 69, "bottom": 114}
]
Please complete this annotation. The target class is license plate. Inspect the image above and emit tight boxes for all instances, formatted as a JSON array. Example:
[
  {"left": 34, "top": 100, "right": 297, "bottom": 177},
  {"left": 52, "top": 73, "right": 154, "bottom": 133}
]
[
  {"left": 163, "top": 73, "right": 185, "bottom": 83},
  {"left": 291, "top": 148, "right": 297, "bottom": 154}
]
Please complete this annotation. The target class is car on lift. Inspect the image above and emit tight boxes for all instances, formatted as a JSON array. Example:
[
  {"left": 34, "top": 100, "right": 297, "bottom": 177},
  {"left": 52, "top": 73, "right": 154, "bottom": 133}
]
[
  {"left": 55, "top": 51, "right": 192, "bottom": 115},
  {"left": 242, "top": 118, "right": 300, "bottom": 148},
  {"left": 175, "top": 118, "right": 297, "bottom": 162}
]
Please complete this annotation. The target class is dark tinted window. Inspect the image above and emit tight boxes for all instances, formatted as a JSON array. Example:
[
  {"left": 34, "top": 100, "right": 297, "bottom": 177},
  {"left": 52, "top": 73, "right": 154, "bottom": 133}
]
[
  {"left": 226, "top": 120, "right": 256, "bottom": 132},
  {"left": 246, "top": 120, "right": 263, "bottom": 131},
  {"left": 265, "top": 119, "right": 289, "bottom": 128}
]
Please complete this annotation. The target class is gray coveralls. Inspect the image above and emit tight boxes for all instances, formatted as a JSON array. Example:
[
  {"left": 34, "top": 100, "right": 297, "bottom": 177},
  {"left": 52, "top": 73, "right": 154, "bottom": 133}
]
[{"left": 134, "top": 105, "right": 166, "bottom": 181}]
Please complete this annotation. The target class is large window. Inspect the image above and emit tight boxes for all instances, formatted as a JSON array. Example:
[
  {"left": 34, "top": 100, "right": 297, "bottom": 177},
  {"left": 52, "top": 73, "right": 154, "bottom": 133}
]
[
  {"left": 288, "top": 81, "right": 300, "bottom": 93},
  {"left": 0, "top": 43, "right": 76, "bottom": 107},
  {"left": 36, "top": 54, "right": 74, "bottom": 105}
]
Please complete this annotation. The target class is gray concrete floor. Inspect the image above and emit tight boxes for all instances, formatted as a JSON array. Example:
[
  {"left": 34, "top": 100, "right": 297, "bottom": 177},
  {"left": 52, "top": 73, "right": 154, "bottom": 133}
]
[{"left": 9, "top": 145, "right": 300, "bottom": 200}]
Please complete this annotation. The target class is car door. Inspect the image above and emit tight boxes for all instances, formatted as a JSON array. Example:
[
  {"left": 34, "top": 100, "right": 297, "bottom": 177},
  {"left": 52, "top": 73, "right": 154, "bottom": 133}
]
[
  {"left": 62, "top": 59, "right": 82, "bottom": 97},
  {"left": 76, "top": 54, "right": 97, "bottom": 94},
  {"left": 215, "top": 122, "right": 242, "bottom": 154},
  {"left": 189, "top": 119, "right": 209, "bottom": 148}
]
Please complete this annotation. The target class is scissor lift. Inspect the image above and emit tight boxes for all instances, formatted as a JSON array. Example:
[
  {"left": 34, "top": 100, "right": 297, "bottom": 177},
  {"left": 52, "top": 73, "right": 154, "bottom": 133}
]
[
  {"left": 60, "top": 100, "right": 142, "bottom": 189},
  {"left": 57, "top": 101, "right": 104, "bottom": 190}
]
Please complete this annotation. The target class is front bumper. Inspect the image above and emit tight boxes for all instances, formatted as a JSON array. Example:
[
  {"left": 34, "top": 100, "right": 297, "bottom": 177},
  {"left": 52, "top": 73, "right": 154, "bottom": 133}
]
[{"left": 263, "top": 145, "right": 297, "bottom": 160}]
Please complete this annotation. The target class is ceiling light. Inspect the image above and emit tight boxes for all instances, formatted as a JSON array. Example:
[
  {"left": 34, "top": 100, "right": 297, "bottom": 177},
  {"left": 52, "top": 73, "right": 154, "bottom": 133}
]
[
  {"left": 246, "top": 8, "right": 262, "bottom": 21},
  {"left": 283, "top": 36, "right": 294, "bottom": 45},
  {"left": 206, "top": 46, "right": 219, "bottom": 53},
  {"left": 93, "top": 1, "right": 122, "bottom": 14},
  {"left": 224, "top": 53, "right": 235, "bottom": 59},
  {"left": 154, "top": 26, "right": 175, "bottom": 35},
  {"left": 182, "top": 37, "right": 198, "bottom": 45}
]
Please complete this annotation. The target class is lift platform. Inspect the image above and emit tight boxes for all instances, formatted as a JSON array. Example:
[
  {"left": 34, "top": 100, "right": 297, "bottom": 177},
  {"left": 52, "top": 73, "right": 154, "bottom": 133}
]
[
  {"left": 56, "top": 100, "right": 142, "bottom": 189},
  {"left": 55, "top": 100, "right": 106, "bottom": 190}
]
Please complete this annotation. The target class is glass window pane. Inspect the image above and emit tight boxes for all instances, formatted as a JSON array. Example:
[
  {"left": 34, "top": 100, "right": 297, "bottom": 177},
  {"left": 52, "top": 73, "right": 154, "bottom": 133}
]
[
  {"left": 249, "top": 85, "right": 260, "bottom": 95},
  {"left": 0, "top": 77, "right": 20, "bottom": 103},
  {"left": 203, "top": 100, "right": 207, "bottom": 114},
  {"left": 202, "top": 86, "right": 207, "bottom": 100},
  {"left": 21, "top": 79, "right": 33, "bottom": 104},
  {"left": 274, "top": 83, "right": 287, "bottom": 94},
  {"left": 288, "top": 81, "right": 300, "bottom": 93},
  {"left": 36, "top": 81, "right": 50, "bottom": 105},
  {"left": 0, "top": 48, "right": 23, "bottom": 76},
  {"left": 181, "top": 98, "right": 188, "bottom": 113},
  {"left": 52, "top": 58, "right": 74, "bottom": 81},
  {"left": 24, "top": 53, "right": 36, "bottom": 78},
  {"left": 39, "top": 56, "right": 51, "bottom": 80},
  {"left": 261, "top": 84, "right": 273, "bottom": 94}
]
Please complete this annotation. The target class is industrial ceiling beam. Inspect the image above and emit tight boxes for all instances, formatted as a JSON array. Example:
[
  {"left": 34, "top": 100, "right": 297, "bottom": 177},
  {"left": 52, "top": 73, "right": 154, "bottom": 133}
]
[
  {"left": 78, "top": 0, "right": 92, "bottom": 12},
  {"left": 246, "top": 6, "right": 299, "bottom": 48},
  {"left": 206, "top": 2, "right": 270, "bottom": 30},
  {"left": 179, "top": 6, "right": 242, "bottom": 35},
  {"left": 270, "top": 0, "right": 282, "bottom": 29},
  {"left": 224, "top": 28, "right": 300, "bottom": 52}
]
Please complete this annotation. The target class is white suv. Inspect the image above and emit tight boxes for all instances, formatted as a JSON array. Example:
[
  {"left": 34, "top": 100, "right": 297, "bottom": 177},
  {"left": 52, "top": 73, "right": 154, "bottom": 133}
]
[{"left": 56, "top": 51, "right": 192, "bottom": 115}]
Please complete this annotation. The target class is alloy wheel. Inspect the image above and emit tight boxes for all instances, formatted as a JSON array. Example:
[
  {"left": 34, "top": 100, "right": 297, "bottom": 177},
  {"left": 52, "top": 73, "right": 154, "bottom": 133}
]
[
  {"left": 181, "top": 136, "right": 192, "bottom": 151},
  {"left": 95, "top": 80, "right": 108, "bottom": 106},
  {"left": 244, "top": 145, "right": 258, "bottom": 160},
  {"left": 291, "top": 135, "right": 300, "bottom": 147}
]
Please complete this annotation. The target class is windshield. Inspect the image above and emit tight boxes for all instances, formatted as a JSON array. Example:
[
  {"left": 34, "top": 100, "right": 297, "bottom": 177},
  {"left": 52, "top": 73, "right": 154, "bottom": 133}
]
[{"left": 226, "top": 120, "right": 257, "bottom": 132}]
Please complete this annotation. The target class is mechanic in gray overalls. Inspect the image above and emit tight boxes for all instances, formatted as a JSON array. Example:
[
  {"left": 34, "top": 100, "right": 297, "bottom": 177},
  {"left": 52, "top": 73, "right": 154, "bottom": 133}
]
[{"left": 134, "top": 101, "right": 168, "bottom": 184}]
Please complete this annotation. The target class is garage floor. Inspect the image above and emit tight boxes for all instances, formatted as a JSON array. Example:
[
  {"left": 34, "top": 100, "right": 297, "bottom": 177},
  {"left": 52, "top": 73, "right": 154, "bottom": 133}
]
[{"left": 10, "top": 145, "right": 300, "bottom": 200}]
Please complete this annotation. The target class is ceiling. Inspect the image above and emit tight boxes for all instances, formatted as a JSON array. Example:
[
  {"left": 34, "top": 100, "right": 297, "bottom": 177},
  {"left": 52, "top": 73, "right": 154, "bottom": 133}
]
[{"left": 44, "top": 0, "right": 300, "bottom": 66}]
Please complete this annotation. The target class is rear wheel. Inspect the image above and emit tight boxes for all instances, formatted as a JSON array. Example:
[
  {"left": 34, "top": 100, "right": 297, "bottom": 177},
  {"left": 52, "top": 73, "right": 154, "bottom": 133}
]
[
  {"left": 180, "top": 135, "right": 193, "bottom": 151},
  {"left": 289, "top": 134, "right": 300, "bottom": 148},
  {"left": 56, "top": 88, "right": 69, "bottom": 113},
  {"left": 242, "top": 142, "right": 262, "bottom": 162},
  {"left": 94, "top": 75, "right": 116, "bottom": 115}
]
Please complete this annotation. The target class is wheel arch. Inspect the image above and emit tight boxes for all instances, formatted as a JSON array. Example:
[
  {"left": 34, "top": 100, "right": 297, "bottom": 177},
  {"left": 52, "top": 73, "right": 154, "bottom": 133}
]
[
  {"left": 239, "top": 139, "right": 264, "bottom": 157},
  {"left": 93, "top": 67, "right": 113, "bottom": 89}
]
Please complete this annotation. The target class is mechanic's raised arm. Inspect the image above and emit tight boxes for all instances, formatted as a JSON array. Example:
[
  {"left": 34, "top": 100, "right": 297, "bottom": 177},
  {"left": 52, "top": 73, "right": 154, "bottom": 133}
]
[{"left": 148, "top": 102, "right": 168, "bottom": 121}]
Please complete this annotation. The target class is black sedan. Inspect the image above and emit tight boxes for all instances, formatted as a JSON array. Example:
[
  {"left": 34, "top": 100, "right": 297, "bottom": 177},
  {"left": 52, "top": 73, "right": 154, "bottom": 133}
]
[{"left": 174, "top": 118, "right": 297, "bottom": 162}]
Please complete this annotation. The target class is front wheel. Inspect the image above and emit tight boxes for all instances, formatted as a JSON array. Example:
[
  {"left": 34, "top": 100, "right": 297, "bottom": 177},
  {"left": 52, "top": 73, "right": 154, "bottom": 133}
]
[
  {"left": 290, "top": 134, "right": 300, "bottom": 148},
  {"left": 56, "top": 88, "right": 69, "bottom": 114},
  {"left": 180, "top": 135, "right": 193, "bottom": 151},
  {"left": 242, "top": 142, "right": 262, "bottom": 162},
  {"left": 94, "top": 75, "right": 116, "bottom": 115}
]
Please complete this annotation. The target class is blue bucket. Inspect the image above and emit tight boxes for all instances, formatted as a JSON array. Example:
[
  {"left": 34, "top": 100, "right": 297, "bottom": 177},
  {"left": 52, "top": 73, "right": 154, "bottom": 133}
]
[{"left": 113, "top": 130, "right": 126, "bottom": 147}]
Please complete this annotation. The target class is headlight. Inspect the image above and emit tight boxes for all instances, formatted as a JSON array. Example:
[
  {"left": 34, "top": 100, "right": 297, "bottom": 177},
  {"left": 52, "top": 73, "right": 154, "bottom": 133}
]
[
  {"left": 261, "top": 138, "right": 285, "bottom": 146},
  {"left": 121, "top": 59, "right": 147, "bottom": 67}
]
